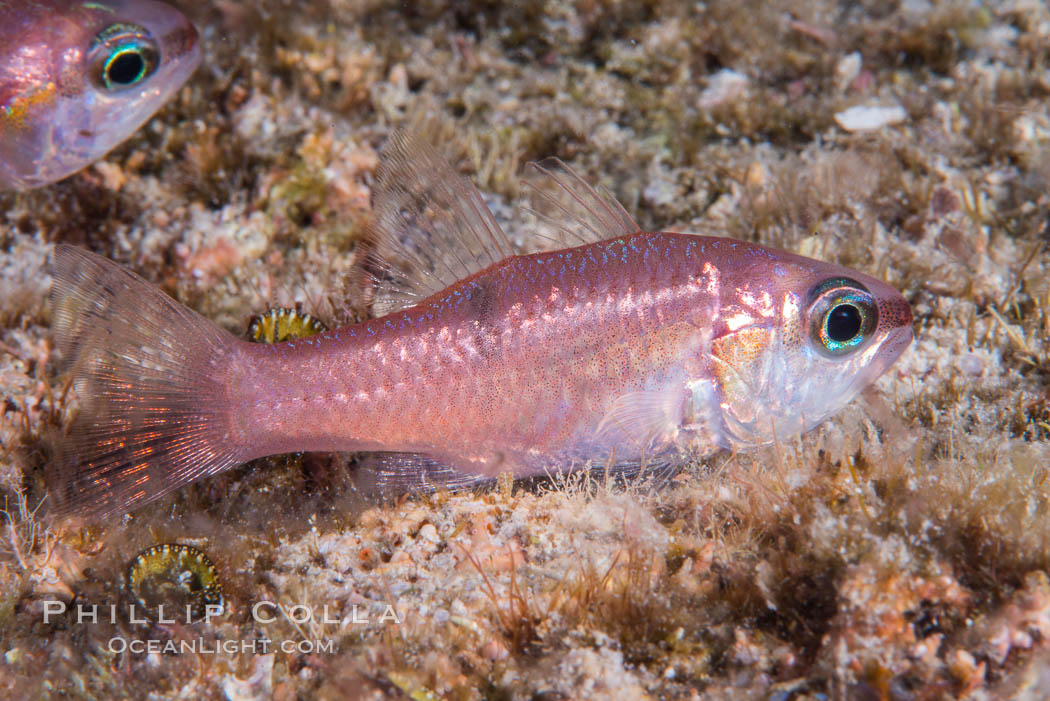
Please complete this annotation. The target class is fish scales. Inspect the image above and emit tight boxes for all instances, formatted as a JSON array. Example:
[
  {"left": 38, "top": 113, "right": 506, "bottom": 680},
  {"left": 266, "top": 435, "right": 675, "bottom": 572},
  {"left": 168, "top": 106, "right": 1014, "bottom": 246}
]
[
  {"left": 235, "top": 233, "right": 723, "bottom": 468},
  {"left": 48, "top": 132, "right": 913, "bottom": 518},
  {"left": 0, "top": 0, "right": 199, "bottom": 190}
]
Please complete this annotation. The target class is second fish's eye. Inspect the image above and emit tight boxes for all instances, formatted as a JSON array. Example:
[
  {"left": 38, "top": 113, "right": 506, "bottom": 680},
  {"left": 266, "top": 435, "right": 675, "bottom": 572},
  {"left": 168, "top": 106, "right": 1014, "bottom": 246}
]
[
  {"left": 808, "top": 278, "right": 878, "bottom": 357},
  {"left": 91, "top": 24, "right": 160, "bottom": 91}
]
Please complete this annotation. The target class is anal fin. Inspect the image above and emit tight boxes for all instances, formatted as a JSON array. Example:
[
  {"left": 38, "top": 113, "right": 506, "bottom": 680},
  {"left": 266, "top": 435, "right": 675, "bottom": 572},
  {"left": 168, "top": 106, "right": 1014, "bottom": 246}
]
[{"left": 353, "top": 452, "right": 497, "bottom": 497}]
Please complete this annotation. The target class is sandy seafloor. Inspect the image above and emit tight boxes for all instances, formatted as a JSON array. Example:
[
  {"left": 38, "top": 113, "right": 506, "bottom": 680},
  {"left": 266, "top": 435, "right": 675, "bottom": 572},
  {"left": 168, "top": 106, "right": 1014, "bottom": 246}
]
[{"left": 1, "top": 0, "right": 1050, "bottom": 698}]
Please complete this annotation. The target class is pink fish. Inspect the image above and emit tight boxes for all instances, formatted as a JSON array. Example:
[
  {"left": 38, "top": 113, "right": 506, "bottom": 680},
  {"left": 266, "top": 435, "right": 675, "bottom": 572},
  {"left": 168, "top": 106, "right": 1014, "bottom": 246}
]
[{"left": 49, "top": 132, "right": 913, "bottom": 518}]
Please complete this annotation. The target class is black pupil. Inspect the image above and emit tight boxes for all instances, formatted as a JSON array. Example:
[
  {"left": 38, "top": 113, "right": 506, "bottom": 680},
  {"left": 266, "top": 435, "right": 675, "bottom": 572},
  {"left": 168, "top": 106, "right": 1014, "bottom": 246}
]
[
  {"left": 827, "top": 304, "right": 862, "bottom": 342},
  {"left": 108, "top": 52, "right": 144, "bottom": 84}
]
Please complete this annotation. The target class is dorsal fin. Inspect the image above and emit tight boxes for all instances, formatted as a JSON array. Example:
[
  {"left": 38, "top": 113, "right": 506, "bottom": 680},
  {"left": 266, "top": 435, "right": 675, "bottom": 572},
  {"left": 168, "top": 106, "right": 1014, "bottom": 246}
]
[
  {"left": 522, "top": 158, "right": 640, "bottom": 251},
  {"left": 365, "top": 130, "right": 515, "bottom": 315}
]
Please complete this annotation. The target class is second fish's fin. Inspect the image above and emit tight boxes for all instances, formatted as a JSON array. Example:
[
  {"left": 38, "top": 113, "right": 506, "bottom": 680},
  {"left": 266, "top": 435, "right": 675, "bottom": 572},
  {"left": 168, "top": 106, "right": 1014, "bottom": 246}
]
[
  {"left": 522, "top": 158, "right": 640, "bottom": 250},
  {"left": 365, "top": 128, "right": 516, "bottom": 316},
  {"left": 353, "top": 452, "right": 496, "bottom": 496}
]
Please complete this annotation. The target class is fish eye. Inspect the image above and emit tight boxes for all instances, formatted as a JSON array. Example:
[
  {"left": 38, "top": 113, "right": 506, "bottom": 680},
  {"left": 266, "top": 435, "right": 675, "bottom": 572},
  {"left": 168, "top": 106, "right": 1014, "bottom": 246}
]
[
  {"left": 808, "top": 277, "right": 878, "bottom": 357},
  {"left": 90, "top": 24, "right": 160, "bottom": 91}
]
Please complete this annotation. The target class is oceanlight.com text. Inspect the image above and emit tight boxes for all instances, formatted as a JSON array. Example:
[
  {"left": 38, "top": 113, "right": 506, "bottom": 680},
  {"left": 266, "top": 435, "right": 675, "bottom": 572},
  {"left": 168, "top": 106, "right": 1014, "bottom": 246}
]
[{"left": 106, "top": 637, "right": 337, "bottom": 655}]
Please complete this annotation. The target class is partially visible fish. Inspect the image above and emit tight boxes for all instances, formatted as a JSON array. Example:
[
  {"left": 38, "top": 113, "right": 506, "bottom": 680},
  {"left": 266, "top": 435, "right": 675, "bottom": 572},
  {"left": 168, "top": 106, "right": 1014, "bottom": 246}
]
[
  {"left": 48, "top": 131, "right": 913, "bottom": 519},
  {"left": 0, "top": 0, "right": 199, "bottom": 190}
]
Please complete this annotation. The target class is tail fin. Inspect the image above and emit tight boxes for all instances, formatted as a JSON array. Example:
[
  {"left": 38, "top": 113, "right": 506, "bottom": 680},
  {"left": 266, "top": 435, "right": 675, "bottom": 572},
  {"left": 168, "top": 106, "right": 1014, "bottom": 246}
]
[{"left": 49, "top": 245, "right": 246, "bottom": 520}]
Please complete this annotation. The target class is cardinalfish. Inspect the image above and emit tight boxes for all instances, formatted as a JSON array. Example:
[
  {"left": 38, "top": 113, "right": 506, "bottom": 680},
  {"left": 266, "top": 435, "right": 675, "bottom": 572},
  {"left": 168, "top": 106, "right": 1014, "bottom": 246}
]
[
  {"left": 49, "top": 131, "right": 913, "bottom": 519},
  {"left": 0, "top": 0, "right": 199, "bottom": 190}
]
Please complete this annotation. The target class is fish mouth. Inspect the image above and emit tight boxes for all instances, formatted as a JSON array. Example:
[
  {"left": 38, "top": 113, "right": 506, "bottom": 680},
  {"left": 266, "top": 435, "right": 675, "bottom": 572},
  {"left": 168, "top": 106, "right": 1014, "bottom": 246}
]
[
  {"left": 883, "top": 325, "right": 914, "bottom": 361},
  {"left": 859, "top": 324, "right": 913, "bottom": 387}
]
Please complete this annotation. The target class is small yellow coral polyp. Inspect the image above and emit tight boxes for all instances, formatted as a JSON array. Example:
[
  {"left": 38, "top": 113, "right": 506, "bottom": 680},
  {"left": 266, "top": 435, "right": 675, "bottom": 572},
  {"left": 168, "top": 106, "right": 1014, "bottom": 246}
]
[
  {"left": 1, "top": 81, "right": 57, "bottom": 132},
  {"left": 126, "top": 544, "right": 225, "bottom": 620},
  {"left": 247, "top": 308, "right": 327, "bottom": 343}
]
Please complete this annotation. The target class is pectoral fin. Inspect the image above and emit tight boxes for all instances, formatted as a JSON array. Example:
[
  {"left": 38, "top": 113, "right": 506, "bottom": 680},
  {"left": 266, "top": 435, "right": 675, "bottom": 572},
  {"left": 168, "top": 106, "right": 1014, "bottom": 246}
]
[{"left": 595, "top": 389, "right": 685, "bottom": 453}]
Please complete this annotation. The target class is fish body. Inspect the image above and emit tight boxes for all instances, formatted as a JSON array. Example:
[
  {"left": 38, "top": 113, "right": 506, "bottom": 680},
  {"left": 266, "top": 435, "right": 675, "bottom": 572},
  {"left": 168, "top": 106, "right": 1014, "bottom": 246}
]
[
  {"left": 0, "top": 0, "right": 199, "bottom": 190},
  {"left": 236, "top": 233, "right": 910, "bottom": 472},
  {"left": 49, "top": 133, "right": 913, "bottom": 518}
]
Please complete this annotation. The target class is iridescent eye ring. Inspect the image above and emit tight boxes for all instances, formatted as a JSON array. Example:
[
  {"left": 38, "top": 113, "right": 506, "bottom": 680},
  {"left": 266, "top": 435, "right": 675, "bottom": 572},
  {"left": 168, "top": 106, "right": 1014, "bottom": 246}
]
[
  {"left": 89, "top": 23, "right": 160, "bottom": 91},
  {"left": 807, "top": 277, "right": 878, "bottom": 357}
]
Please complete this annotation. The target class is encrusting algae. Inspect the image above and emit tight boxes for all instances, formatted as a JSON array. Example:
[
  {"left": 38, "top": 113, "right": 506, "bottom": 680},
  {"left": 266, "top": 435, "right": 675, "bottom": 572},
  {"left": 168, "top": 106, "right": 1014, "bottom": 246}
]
[{"left": 0, "top": 0, "right": 1048, "bottom": 698}]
